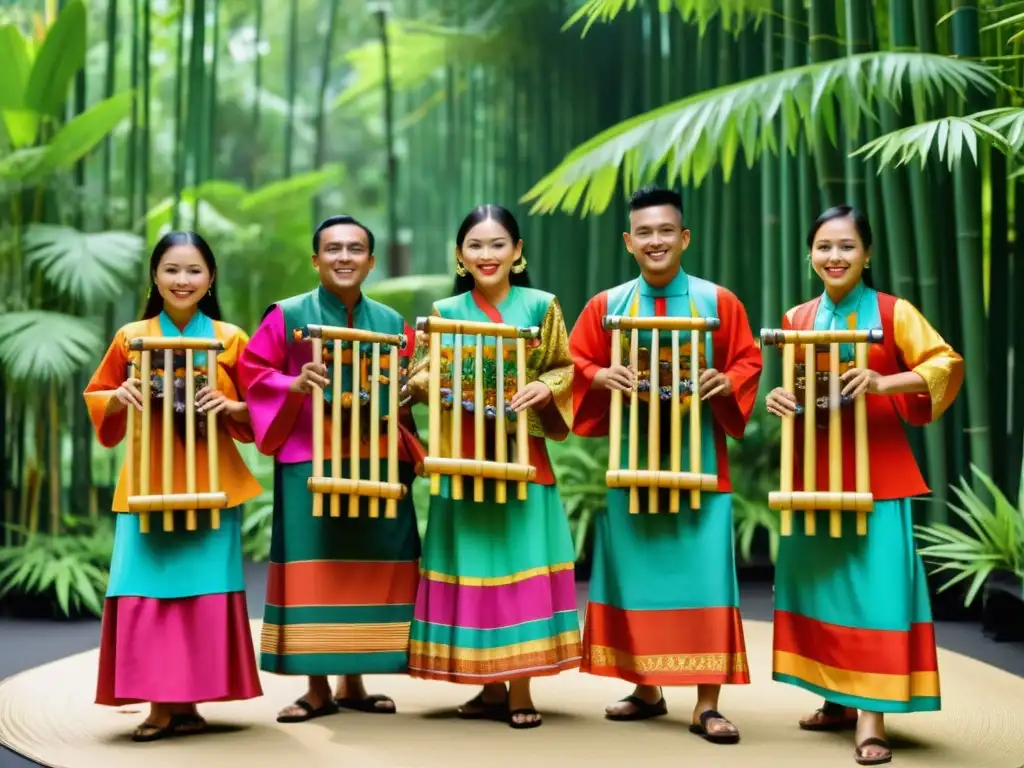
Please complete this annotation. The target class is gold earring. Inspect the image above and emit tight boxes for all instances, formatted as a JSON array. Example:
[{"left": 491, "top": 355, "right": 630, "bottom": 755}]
[
  {"left": 511, "top": 256, "right": 527, "bottom": 274},
  {"left": 455, "top": 261, "right": 468, "bottom": 277}
]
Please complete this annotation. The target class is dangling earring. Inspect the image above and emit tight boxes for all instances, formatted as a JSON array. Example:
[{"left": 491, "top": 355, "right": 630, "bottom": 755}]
[
  {"left": 865, "top": 261, "right": 871, "bottom": 270},
  {"left": 511, "top": 256, "right": 527, "bottom": 274},
  {"left": 455, "top": 261, "right": 468, "bottom": 277}
]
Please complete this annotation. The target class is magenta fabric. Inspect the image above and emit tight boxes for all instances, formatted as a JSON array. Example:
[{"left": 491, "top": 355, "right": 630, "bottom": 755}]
[
  {"left": 95, "top": 592, "right": 262, "bottom": 706},
  {"left": 413, "top": 569, "right": 577, "bottom": 630}
]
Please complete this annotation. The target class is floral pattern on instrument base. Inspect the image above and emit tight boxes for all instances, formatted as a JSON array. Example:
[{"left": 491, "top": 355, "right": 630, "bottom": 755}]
[
  {"left": 792, "top": 355, "right": 857, "bottom": 418},
  {"left": 437, "top": 342, "right": 542, "bottom": 422},
  {"left": 141, "top": 363, "right": 212, "bottom": 439}
]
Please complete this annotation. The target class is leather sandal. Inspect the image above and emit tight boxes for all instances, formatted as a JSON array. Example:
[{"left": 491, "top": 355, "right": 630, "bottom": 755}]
[
  {"left": 688, "top": 709, "right": 740, "bottom": 744},
  {"left": 605, "top": 695, "right": 668, "bottom": 721},
  {"left": 854, "top": 737, "right": 892, "bottom": 765},
  {"left": 800, "top": 700, "right": 858, "bottom": 731}
]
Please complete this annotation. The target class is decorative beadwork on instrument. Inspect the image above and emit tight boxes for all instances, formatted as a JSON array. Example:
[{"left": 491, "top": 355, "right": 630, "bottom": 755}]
[{"left": 794, "top": 362, "right": 855, "bottom": 415}]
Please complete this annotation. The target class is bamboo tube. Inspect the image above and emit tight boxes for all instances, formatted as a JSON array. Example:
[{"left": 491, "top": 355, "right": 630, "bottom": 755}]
[
  {"left": 128, "top": 491, "right": 229, "bottom": 511},
  {"left": 689, "top": 329, "right": 702, "bottom": 510},
  {"left": 308, "top": 478, "right": 406, "bottom": 500},
  {"left": 423, "top": 457, "right": 535, "bottom": 482},
  {"left": 803, "top": 343, "right": 816, "bottom": 535},
  {"left": 628, "top": 328, "right": 640, "bottom": 514},
  {"left": 385, "top": 344, "right": 400, "bottom": 518},
  {"left": 125, "top": 360, "right": 138, "bottom": 527},
  {"left": 184, "top": 350, "right": 197, "bottom": 531},
  {"left": 607, "top": 470, "right": 718, "bottom": 490},
  {"left": 608, "top": 328, "right": 623, "bottom": 477},
  {"left": 369, "top": 344, "right": 382, "bottom": 518},
  {"left": 473, "top": 336, "right": 485, "bottom": 501},
  {"left": 139, "top": 351, "right": 152, "bottom": 534},
  {"left": 162, "top": 349, "right": 174, "bottom": 532},
  {"left": 761, "top": 328, "right": 883, "bottom": 345},
  {"left": 854, "top": 342, "right": 870, "bottom": 535},
  {"left": 423, "top": 317, "right": 538, "bottom": 340},
  {"left": 778, "top": 344, "right": 796, "bottom": 536},
  {"left": 131, "top": 337, "right": 225, "bottom": 350},
  {"left": 349, "top": 341, "right": 362, "bottom": 518},
  {"left": 605, "top": 315, "right": 721, "bottom": 332},
  {"left": 768, "top": 491, "right": 873, "bottom": 511},
  {"left": 311, "top": 337, "right": 325, "bottom": 516},
  {"left": 669, "top": 331, "right": 681, "bottom": 513},
  {"left": 495, "top": 336, "right": 507, "bottom": 503},
  {"left": 307, "top": 324, "right": 404, "bottom": 346},
  {"left": 452, "top": 339, "right": 464, "bottom": 499},
  {"left": 428, "top": 332, "right": 441, "bottom": 495},
  {"left": 515, "top": 337, "right": 528, "bottom": 501},
  {"left": 207, "top": 348, "right": 221, "bottom": 530},
  {"left": 828, "top": 343, "right": 842, "bottom": 537},
  {"left": 331, "top": 340, "right": 343, "bottom": 518},
  {"left": 647, "top": 329, "right": 660, "bottom": 513}
]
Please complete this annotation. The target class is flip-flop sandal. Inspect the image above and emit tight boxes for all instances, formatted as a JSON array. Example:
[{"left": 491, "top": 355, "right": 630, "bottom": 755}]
[
  {"left": 334, "top": 694, "right": 396, "bottom": 714},
  {"left": 131, "top": 720, "right": 176, "bottom": 742},
  {"left": 276, "top": 698, "right": 340, "bottom": 724},
  {"left": 508, "top": 707, "right": 542, "bottom": 730},
  {"left": 457, "top": 692, "right": 509, "bottom": 722},
  {"left": 605, "top": 695, "right": 669, "bottom": 721},
  {"left": 800, "top": 701, "right": 858, "bottom": 731},
  {"left": 854, "top": 737, "right": 893, "bottom": 765},
  {"left": 170, "top": 714, "right": 208, "bottom": 735},
  {"left": 689, "top": 709, "right": 741, "bottom": 744}
]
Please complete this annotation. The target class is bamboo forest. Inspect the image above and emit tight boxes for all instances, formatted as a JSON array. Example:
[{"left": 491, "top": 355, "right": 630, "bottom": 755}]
[{"left": 1, "top": 0, "right": 1023, "bottom": 622}]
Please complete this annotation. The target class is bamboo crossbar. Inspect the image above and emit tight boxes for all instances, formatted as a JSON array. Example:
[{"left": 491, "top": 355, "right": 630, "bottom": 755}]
[
  {"left": 415, "top": 316, "right": 536, "bottom": 503},
  {"left": 125, "top": 338, "right": 224, "bottom": 533},
  {"left": 304, "top": 324, "right": 406, "bottom": 520},
  {"left": 603, "top": 315, "right": 721, "bottom": 332},
  {"left": 604, "top": 315, "right": 720, "bottom": 514},
  {"left": 760, "top": 326, "right": 884, "bottom": 538}
]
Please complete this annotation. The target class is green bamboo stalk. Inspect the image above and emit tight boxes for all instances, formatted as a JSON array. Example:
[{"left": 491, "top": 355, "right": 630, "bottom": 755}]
[
  {"left": 988, "top": 151, "right": 1009, "bottom": 490},
  {"left": 1011, "top": 181, "right": 1024, "bottom": 496},
  {"left": 717, "top": 20, "right": 737, "bottom": 294},
  {"left": 807, "top": 0, "right": 845, "bottom": 208},
  {"left": 206, "top": 0, "right": 220, "bottom": 183},
  {"left": 100, "top": 0, "right": 118, "bottom": 225},
  {"left": 189, "top": 0, "right": 206, "bottom": 227},
  {"left": 283, "top": 0, "right": 299, "bottom": 179},
  {"left": 313, "top": 0, "right": 341, "bottom": 222},
  {"left": 761, "top": 0, "right": 781, "bottom": 392},
  {"left": 949, "top": 0, "right": 992, "bottom": 481},
  {"left": 171, "top": 0, "right": 187, "bottom": 229},
  {"left": 780, "top": 0, "right": 804, "bottom": 310},
  {"left": 248, "top": 0, "right": 263, "bottom": 188},
  {"left": 843, "top": 0, "right": 870, "bottom": 210}
]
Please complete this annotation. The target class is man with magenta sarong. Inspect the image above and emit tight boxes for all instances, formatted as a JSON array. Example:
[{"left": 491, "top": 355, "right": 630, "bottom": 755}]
[{"left": 238, "top": 215, "right": 423, "bottom": 723}]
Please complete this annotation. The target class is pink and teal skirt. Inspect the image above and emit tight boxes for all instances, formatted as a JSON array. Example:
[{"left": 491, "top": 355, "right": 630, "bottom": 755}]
[
  {"left": 96, "top": 592, "right": 263, "bottom": 706},
  {"left": 409, "top": 481, "right": 582, "bottom": 684}
]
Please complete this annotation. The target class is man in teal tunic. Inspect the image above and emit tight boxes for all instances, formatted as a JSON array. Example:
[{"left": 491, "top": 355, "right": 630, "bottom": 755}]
[{"left": 238, "top": 215, "right": 423, "bottom": 723}]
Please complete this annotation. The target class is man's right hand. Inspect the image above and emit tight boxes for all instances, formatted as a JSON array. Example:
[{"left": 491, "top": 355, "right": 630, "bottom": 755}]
[
  {"left": 592, "top": 364, "right": 634, "bottom": 391},
  {"left": 289, "top": 362, "right": 329, "bottom": 394}
]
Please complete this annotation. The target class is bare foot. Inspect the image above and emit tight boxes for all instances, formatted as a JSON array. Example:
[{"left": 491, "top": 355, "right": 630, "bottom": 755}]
[
  {"left": 605, "top": 685, "right": 663, "bottom": 718},
  {"left": 854, "top": 712, "right": 891, "bottom": 765}
]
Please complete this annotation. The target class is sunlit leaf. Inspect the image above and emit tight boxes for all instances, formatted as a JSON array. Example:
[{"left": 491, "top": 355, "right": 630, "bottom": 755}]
[
  {"left": 23, "top": 0, "right": 87, "bottom": 117},
  {"left": 36, "top": 90, "right": 134, "bottom": 176},
  {"left": 0, "top": 311, "right": 105, "bottom": 384},
  {"left": 563, "top": 0, "right": 771, "bottom": 37},
  {"left": 522, "top": 53, "right": 999, "bottom": 216},
  {"left": 23, "top": 224, "right": 143, "bottom": 303}
]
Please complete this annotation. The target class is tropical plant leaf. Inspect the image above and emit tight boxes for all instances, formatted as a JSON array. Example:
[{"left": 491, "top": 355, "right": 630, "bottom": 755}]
[
  {"left": 0, "top": 24, "right": 32, "bottom": 113},
  {"left": 0, "top": 311, "right": 105, "bottom": 384},
  {"left": 23, "top": 0, "right": 87, "bottom": 117},
  {"left": 563, "top": 0, "right": 771, "bottom": 37},
  {"left": 23, "top": 224, "right": 142, "bottom": 303},
  {"left": 35, "top": 90, "right": 134, "bottom": 177},
  {"left": 0, "top": 147, "right": 47, "bottom": 183},
  {"left": 854, "top": 110, "right": 1018, "bottom": 171},
  {"left": 239, "top": 165, "right": 344, "bottom": 218},
  {"left": 521, "top": 53, "right": 1000, "bottom": 216}
]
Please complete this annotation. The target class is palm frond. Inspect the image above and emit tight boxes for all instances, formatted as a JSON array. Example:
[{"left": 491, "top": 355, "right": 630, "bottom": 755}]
[
  {"left": 0, "top": 311, "right": 105, "bottom": 384},
  {"left": 854, "top": 108, "right": 1022, "bottom": 171},
  {"left": 22, "top": 224, "right": 143, "bottom": 304},
  {"left": 522, "top": 53, "right": 999, "bottom": 216},
  {"left": 563, "top": 0, "right": 772, "bottom": 37}
]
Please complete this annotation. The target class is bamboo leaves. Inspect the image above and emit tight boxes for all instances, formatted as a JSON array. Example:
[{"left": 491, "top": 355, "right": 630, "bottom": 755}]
[
  {"left": 854, "top": 111, "right": 1017, "bottom": 170},
  {"left": 522, "top": 53, "right": 998, "bottom": 215},
  {"left": 563, "top": 0, "right": 772, "bottom": 37}
]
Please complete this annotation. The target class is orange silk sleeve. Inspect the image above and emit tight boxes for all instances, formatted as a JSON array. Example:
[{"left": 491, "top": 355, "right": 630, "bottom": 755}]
[
  {"left": 217, "top": 326, "right": 256, "bottom": 444},
  {"left": 892, "top": 298, "right": 964, "bottom": 426},
  {"left": 569, "top": 291, "right": 612, "bottom": 438},
  {"left": 83, "top": 329, "right": 131, "bottom": 448},
  {"left": 708, "top": 287, "right": 763, "bottom": 438}
]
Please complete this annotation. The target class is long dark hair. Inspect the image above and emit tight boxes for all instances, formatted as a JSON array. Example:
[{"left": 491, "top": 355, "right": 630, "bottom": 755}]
[
  {"left": 452, "top": 204, "right": 533, "bottom": 295},
  {"left": 141, "top": 231, "right": 223, "bottom": 320},
  {"left": 806, "top": 205, "right": 874, "bottom": 289}
]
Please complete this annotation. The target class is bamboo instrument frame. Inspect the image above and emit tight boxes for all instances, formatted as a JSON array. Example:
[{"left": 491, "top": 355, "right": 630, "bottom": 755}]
[
  {"left": 415, "top": 316, "right": 540, "bottom": 503},
  {"left": 125, "top": 337, "right": 228, "bottom": 533},
  {"left": 760, "top": 327, "right": 883, "bottom": 538},
  {"left": 602, "top": 315, "right": 720, "bottom": 514},
  {"left": 303, "top": 324, "right": 408, "bottom": 519}
]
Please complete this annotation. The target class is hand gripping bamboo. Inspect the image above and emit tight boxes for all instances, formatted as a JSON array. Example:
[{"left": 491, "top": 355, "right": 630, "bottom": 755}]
[
  {"left": 303, "top": 325, "right": 409, "bottom": 519},
  {"left": 759, "top": 327, "right": 883, "bottom": 537},
  {"left": 602, "top": 315, "right": 721, "bottom": 514},
  {"left": 415, "top": 316, "right": 539, "bottom": 502}
]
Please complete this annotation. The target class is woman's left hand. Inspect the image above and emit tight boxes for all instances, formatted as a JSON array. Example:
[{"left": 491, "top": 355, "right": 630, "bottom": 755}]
[
  {"left": 196, "top": 386, "right": 246, "bottom": 416},
  {"left": 839, "top": 368, "right": 882, "bottom": 398},
  {"left": 509, "top": 381, "right": 552, "bottom": 413}
]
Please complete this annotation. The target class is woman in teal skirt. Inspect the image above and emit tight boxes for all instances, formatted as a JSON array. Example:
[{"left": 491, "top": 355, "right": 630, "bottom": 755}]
[
  {"left": 765, "top": 206, "right": 964, "bottom": 765},
  {"left": 405, "top": 204, "right": 581, "bottom": 729}
]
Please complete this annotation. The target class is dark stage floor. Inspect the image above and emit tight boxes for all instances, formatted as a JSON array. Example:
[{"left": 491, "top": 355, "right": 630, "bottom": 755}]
[{"left": 2, "top": 562, "right": 1023, "bottom": 768}]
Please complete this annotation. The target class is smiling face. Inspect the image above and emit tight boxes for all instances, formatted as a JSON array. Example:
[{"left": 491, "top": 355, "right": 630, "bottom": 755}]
[
  {"left": 153, "top": 244, "right": 213, "bottom": 314},
  {"left": 624, "top": 204, "right": 690, "bottom": 281},
  {"left": 809, "top": 215, "right": 869, "bottom": 298},
  {"left": 457, "top": 217, "right": 522, "bottom": 292},
  {"left": 313, "top": 223, "right": 375, "bottom": 294}
]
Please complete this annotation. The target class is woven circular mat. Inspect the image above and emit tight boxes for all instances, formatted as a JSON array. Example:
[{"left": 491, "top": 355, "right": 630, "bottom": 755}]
[{"left": 2, "top": 619, "right": 1022, "bottom": 768}]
